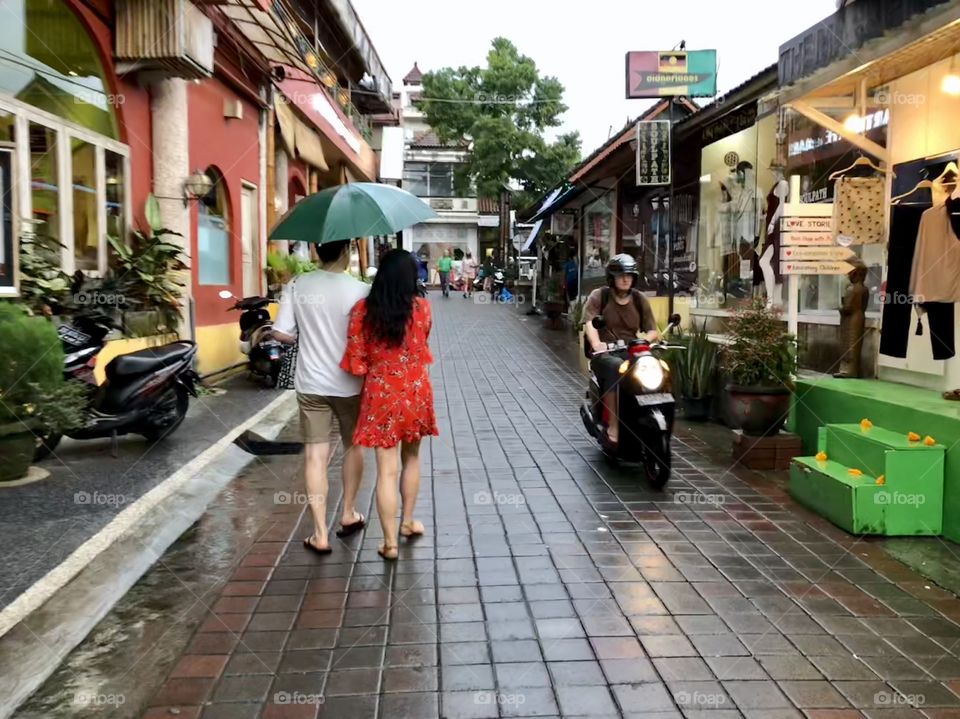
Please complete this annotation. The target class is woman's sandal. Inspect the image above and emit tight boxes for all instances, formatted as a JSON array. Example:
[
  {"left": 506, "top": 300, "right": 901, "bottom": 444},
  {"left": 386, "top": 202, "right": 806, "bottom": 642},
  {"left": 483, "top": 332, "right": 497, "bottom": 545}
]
[
  {"left": 303, "top": 537, "right": 332, "bottom": 555},
  {"left": 335, "top": 512, "right": 366, "bottom": 538},
  {"left": 377, "top": 543, "right": 399, "bottom": 561},
  {"left": 399, "top": 520, "right": 425, "bottom": 538}
]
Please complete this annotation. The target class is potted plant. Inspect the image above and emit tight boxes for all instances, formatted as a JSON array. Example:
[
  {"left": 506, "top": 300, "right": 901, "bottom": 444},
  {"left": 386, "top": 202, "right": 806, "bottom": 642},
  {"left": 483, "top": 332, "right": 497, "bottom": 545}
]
[
  {"left": 0, "top": 304, "right": 86, "bottom": 481},
  {"left": 666, "top": 320, "right": 717, "bottom": 421},
  {"left": 719, "top": 299, "right": 797, "bottom": 436},
  {"left": 543, "top": 275, "right": 565, "bottom": 320}
]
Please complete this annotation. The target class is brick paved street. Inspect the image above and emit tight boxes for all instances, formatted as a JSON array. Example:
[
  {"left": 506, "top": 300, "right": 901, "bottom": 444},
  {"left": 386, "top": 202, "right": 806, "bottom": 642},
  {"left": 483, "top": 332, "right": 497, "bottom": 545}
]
[{"left": 132, "top": 297, "right": 960, "bottom": 719}]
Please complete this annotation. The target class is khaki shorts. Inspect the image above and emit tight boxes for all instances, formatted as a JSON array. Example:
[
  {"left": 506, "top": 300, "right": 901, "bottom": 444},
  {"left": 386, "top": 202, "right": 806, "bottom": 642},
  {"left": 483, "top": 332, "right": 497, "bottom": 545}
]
[{"left": 297, "top": 393, "right": 360, "bottom": 445}]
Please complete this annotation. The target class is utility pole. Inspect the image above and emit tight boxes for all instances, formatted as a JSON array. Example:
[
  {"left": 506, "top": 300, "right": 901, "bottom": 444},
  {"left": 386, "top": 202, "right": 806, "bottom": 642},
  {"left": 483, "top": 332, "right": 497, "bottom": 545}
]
[{"left": 667, "top": 96, "right": 676, "bottom": 316}]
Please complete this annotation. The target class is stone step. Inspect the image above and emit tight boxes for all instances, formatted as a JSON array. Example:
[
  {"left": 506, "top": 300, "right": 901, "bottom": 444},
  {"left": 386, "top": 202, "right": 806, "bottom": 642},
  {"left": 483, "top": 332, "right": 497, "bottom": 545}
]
[{"left": 819, "top": 423, "right": 944, "bottom": 484}]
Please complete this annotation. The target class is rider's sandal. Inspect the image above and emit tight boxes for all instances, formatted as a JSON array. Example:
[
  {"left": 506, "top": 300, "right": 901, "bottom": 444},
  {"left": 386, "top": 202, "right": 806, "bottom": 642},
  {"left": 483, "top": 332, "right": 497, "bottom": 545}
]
[
  {"left": 399, "top": 520, "right": 425, "bottom": 538},
  {"left": 377, "top": 543, "right": 399, "bottom": 561}
]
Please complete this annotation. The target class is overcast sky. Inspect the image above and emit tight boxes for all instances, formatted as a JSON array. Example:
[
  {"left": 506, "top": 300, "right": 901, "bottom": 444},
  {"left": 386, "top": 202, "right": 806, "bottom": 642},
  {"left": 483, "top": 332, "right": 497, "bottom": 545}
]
[{"left": 351, "top": 0, "right": 838, "bottom": 153}]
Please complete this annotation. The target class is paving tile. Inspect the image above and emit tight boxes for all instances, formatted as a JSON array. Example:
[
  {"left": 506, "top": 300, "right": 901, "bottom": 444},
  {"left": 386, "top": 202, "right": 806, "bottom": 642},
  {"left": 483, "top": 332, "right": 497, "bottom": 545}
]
[
  {"left": 757, "top": 655, "right": 823, "bottom": 680},
  {"left": 722, "top": 681, "right": 792, "bottom": 709},
  {"left": 777, "top": 680, "right": 849, "bottom": 708},
  {"left": 541, "top": 638, "right": 595, "bottom": 662},
  {"left": 556, "top": 685, "right": 619, "bottom": 715},
  {"left": 441, "top": 664, "right": 496, "bottom": 692},
  {"left": 211, "top": 674, "right": 273, "bottom": 703},
  {"left": 379, "top": 691, "right": 439, "bottom": 718},
  {"left": 495, "top": 662, "right": 552, "bottom": 688},
  {"left": 441, "top": 690, "right": 501, "bottom": 719},
  {"left": 323, "top": 668, "right": 380, "bottom": 697},
  {"left": 547, "top": 660, "right": 605, "bottom": 686},
  {"left": 601, "top": 657, "right": 660, "bottom": 684}
]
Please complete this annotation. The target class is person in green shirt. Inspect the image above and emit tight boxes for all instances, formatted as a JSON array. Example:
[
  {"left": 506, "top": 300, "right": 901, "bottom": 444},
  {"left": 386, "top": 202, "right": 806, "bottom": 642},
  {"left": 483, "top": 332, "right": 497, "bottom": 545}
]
[{"left": 437, "top": 249, "right": 453, "bottom": 298}]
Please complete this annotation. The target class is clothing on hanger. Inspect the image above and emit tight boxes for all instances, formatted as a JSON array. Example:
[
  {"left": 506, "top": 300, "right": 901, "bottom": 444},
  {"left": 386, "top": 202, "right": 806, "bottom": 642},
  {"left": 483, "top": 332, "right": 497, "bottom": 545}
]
[
  {"left": 832, "top": 175, "right": 885, "bottom": 245},
  {"left": 909, "top": 201, "right": 960, "bottom": 303}
]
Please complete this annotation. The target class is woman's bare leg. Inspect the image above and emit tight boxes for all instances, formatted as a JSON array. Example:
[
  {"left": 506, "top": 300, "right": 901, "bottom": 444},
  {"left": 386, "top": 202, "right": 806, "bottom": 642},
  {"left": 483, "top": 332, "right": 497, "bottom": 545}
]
[
  {"left": 399, "top": 440, "right": 423, "bottom": 533},
  {"left": 374, "top": 446, "right": 400, "bottom": 552}
]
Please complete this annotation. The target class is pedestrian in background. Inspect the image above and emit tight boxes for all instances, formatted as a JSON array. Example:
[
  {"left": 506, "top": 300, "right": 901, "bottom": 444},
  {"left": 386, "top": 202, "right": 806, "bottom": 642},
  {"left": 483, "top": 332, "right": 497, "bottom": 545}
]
[
  {"left": 462, "top": 251, "right": 478, "bottom": 298},
  {"left": 273, "top": 239, "right": 369, "bottom": 555},
  {"left": 437, "top": 248, "right": 453, "bottom": 298},
  {"left": 341, "top": 249, "right": 438, "bottom": 560}
]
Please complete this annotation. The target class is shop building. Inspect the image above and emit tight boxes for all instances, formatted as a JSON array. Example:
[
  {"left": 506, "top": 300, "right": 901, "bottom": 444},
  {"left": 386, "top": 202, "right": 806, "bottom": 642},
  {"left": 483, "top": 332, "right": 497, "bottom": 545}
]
[
  {"left": 2, "top": 0, "right": 390, "bottom": 377},
  {"left": 765, "top": 0, "right": 960, "bottom": 541}
]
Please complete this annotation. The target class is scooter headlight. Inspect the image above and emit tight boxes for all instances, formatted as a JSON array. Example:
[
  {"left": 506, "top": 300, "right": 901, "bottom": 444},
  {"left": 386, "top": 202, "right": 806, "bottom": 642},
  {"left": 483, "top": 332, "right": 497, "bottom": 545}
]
[{"left": 633, "top": 355, "right": 664, "bottom": 391}]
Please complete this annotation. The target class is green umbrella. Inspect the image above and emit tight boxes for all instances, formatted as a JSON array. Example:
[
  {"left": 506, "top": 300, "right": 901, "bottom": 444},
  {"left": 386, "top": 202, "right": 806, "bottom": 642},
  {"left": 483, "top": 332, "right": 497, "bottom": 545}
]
[{"left": 269, "top": 183, "right": 437, "bottom": 244}]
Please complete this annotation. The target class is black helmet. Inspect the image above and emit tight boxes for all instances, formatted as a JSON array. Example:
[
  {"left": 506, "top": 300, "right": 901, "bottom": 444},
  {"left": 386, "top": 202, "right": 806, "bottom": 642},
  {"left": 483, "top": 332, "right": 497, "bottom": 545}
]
[{"left": 606, "top": 253, "right": 639, "bottom": 287}]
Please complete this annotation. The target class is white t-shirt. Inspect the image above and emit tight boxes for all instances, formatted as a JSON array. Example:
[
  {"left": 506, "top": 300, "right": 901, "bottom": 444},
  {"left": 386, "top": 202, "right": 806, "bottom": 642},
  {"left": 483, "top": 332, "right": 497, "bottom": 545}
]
[{"left": 274, "top": 270, "right": 370, "bottom": 397}]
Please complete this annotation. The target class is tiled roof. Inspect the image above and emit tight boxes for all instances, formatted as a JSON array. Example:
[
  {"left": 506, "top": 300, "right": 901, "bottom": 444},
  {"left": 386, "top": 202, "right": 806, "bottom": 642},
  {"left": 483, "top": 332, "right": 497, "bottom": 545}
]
[
  {"left": 478, "top": 197, "right": 499, "bottom": 214},
  {"left": 403, "top": 62, "right": 423, "bottom": 84},
  {"left": 409, "top": 130, "right": 468, "bottom": 149}
]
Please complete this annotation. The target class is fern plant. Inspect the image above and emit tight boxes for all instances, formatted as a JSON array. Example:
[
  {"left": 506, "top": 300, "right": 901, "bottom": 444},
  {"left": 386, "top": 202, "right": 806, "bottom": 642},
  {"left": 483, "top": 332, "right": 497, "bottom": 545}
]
[{"left": 720, "top": 299, "right": 797, "bottom": 389}]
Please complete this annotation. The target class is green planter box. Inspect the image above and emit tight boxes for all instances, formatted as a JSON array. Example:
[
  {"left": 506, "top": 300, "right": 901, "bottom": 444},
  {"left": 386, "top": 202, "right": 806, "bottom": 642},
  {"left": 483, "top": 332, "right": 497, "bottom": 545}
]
[{"left": 790, "top": 423, "right": 944, "bottom": 536}]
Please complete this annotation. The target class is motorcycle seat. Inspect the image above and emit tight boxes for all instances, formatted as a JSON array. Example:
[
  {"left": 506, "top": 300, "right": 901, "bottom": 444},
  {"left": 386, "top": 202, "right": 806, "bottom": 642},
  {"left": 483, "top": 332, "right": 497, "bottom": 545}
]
[{"left": 107, "top": 342, "right": 195, "bottom": 380}]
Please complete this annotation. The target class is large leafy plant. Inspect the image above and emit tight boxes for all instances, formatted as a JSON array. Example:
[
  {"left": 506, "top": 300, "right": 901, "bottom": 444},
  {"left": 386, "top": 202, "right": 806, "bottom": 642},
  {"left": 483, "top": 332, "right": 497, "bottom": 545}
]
[
  {"left": 265, "top": 250, "right": 317, "bottom": 290},
  {"left": 18, "top": 230, "right": 72, "bottom": 316},
  {"left": 666, "top": 321, "right": 718, "bottom": 399},
  {"left": 720, "top": 300, "right": 797, "bottom": 388},
  {"left": 0, "top": 303, "right": 85, "bottom": 433}
]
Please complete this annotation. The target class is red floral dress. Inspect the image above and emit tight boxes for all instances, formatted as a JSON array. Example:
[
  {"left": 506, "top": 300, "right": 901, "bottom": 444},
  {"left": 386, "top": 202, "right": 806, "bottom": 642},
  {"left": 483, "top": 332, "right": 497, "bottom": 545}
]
[{"left": 340, "top": 297, "right": 439, "bottom": 448}]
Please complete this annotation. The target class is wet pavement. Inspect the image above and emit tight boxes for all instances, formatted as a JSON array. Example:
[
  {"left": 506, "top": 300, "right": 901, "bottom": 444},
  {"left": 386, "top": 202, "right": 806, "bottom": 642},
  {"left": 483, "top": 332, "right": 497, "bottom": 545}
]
[
  {"left": 19, "top": 296, "right": 960, "bottom": 718},
  {"left": 0, "top": 375, "right": 280, "bottom": 609}
]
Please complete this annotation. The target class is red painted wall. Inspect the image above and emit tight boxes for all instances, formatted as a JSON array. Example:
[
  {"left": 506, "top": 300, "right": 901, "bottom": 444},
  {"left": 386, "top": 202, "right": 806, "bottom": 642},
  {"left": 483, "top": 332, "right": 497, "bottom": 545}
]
[
  {"left": 288, "top": 160, "right": 308, "bottom": 205},
  {"left": 66, "top": 0, "right": 152, "bottom": 228},
  {"left": 188, "top": 77, "right": 261, "bottom": 327}
]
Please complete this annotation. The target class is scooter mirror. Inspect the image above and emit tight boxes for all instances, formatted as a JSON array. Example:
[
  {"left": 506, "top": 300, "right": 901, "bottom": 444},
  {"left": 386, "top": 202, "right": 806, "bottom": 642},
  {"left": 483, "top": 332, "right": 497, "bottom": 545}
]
[
  {"left": 218, "top": 290, "right": 233, "bottom": 299},
  {"left": 591, "top": 316, "right": 607, "bottom": 330}
]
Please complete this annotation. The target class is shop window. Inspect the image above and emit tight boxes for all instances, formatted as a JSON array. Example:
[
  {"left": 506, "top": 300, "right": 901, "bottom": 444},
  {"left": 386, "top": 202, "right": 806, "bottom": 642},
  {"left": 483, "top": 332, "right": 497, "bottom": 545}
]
[
  {"left": 1, "top": 0, "right": 118, "bottom": 139},
  {"left": 403, "top": 161, "right": 456, "bottom": 197},
  {"left": 72, "top": 139, "right": 97, "bottom": 271},
  {"left": 198, "top": 167, "right": 231, "bottom": 286},
  {"left": 29, "top": 121, "right": 59, "bottom": 246},
  {"left": 105, "top": 149, "right": 124, "bottom": 258},
  {"left": 582, "top": 193, "right": 613, "bottom": 290}
]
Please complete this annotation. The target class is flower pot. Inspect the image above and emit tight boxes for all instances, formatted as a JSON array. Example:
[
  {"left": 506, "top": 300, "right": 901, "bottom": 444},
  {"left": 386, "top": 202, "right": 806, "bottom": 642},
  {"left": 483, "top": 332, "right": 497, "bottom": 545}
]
[
  {"left": 681, "top": 395, "right": 712, "bottom": 422},
  {"left": 0, "top": 426, "right": 35, "bottom": 482},
  {"left": 725, "top": 384, "right": 791, "bottom": 437},
  {"left": 543, "top": 300, "right": 565, "bottom": 319}
]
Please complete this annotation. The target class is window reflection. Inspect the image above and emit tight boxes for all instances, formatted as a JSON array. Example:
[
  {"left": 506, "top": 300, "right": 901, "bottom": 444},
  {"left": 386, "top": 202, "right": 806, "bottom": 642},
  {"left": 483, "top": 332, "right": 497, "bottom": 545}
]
[
  {"left": 198, "top": 167, "right": 231, "bottom": 285},
  {"left": 29, "top": 121, "right": 58, "bottom": 244},
  {"left": 72, "top": 139, "right": 97, "bottom": 271}
]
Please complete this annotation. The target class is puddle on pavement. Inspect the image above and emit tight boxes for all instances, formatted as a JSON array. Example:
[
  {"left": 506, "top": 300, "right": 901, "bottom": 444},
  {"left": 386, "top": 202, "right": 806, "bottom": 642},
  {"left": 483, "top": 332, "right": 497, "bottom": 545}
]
[{"left": 12, "top": 452, "right": 302, "bottom": 719}]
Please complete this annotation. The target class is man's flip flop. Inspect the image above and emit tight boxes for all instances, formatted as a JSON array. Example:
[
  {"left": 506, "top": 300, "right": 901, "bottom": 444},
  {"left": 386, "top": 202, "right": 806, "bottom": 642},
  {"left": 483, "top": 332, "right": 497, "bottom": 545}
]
[
  {"left": 335, "top": 513, "right": 366, "bottom": 538},
  {"left": 399, "top": 520, "right": 425, "bottom": 537},
  {"left": 303, "top": 538, "right": 332, "bottom": 555}
]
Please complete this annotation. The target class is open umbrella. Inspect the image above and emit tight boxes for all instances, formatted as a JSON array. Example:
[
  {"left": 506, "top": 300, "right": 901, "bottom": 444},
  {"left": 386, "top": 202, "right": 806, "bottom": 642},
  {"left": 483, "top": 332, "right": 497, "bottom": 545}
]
[{"left": 269, "top": 183, "right": 437, "bottom": 244}]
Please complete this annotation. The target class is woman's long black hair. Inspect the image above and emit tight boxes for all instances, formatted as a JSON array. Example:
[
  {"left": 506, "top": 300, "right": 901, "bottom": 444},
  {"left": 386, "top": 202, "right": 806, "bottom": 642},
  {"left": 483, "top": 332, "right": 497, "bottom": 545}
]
[{"left": 364, "top": 249, "right": 419, "bottom": 346}]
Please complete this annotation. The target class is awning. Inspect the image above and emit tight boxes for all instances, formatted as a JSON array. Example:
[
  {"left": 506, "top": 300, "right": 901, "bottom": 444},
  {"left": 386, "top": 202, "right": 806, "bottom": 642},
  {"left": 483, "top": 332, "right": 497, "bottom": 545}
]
[
  {"left": 521, "top": 220, "right": 543, "bottom": 252},
  {"left": 528, "top": 184, "right": 585, "bottom": 223},
  {"left": 273, "top": 96, "right": 329, "bottom": 172}
]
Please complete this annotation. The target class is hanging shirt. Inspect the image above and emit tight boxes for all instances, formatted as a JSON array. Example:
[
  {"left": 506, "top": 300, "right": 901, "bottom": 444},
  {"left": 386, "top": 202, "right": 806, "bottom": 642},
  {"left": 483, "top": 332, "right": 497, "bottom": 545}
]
[
  {"left": 832, "top": 176, "right": 885, "bottom": 245},
  {"left": 909, "top": 199, "right": 960, "bottom": 303}
]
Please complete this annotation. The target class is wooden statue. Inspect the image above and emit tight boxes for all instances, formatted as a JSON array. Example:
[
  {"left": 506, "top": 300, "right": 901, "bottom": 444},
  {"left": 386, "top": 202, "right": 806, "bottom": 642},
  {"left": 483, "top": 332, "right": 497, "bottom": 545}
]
[{"left": 834, "top": 260, "right": 869, "bottom": 378}]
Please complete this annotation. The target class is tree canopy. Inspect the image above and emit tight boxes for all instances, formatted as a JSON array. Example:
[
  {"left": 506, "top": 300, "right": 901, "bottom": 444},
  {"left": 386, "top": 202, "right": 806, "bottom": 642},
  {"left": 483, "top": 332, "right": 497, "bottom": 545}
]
[{"left": 418, "top": 38, "right": 581, "bottom": 210}]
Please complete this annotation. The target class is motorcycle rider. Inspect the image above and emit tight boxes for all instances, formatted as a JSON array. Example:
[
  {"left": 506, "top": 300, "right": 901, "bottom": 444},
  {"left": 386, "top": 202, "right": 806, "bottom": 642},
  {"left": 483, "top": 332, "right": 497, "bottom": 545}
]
[{"left": 582, "top": 254, "right": 659, "bottom": 447}]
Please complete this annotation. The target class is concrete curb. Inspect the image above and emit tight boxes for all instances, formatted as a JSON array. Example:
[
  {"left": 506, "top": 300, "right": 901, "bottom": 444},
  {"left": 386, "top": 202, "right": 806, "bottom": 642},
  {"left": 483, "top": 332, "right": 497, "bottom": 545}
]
[{"left": 0, "top": 391, "right": 298, "bottom": 719}]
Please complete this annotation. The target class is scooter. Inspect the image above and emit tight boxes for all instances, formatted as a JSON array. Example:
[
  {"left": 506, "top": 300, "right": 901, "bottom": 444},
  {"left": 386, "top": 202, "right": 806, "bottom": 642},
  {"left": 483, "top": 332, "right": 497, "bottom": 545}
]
[
  {"left": 35, "top": 314, "right": 200, "bottom": 460},
  {"left": 579, "top": 315, "right": 683, "bottom": 488},
  {"left": 219, "top": 290, "right": 285, "bottom": 386}
]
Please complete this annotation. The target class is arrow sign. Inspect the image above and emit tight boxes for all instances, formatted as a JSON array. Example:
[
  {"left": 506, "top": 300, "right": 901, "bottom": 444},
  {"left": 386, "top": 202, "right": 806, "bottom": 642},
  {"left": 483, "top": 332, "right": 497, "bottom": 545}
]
[
  {"left": 781, "top": 261, "right": 856, "bottom": 275},
  {"left": 781, "top": 217, "right": 832, "bottom": 232},
  {"left": 782, "top": 232, "right": 835, "bottom": 246},
  {"left": 782, "top": 246, "right": 855, "bottom": 261}
]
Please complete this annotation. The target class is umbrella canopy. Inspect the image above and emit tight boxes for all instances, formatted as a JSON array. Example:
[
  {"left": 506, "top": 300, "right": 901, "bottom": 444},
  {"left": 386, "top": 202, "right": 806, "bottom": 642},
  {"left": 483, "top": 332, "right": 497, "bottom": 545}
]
[{"left": 269, "top": 183, "right": 437, "bottom": 244}]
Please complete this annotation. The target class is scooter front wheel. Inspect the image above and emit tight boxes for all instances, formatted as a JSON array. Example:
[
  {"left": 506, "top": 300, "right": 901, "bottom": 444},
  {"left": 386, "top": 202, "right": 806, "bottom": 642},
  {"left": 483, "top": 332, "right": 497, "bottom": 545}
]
[
  {"left": 643, "top": 432, "right": 671, "bottom": 489},
  {"left": 141, "top": 385, "right": 189, "bottom": 442}
]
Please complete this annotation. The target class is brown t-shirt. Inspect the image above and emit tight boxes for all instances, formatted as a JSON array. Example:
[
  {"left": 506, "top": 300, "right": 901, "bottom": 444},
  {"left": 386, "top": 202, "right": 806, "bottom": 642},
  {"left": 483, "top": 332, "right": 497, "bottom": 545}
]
[{"left": 583, "top": 288, "right": 657, "bottom": 344}]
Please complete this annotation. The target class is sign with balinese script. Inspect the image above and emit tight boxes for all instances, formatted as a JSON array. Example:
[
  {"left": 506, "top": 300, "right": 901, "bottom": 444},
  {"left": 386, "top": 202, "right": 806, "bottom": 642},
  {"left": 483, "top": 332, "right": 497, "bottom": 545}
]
[{"left": 625, "top": 50, "right": 717, "bottom": 98}]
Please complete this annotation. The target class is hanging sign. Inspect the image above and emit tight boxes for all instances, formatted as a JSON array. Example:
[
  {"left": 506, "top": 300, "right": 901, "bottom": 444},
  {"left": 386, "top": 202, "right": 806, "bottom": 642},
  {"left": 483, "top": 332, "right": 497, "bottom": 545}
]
[
  {"left": 782, "top": 232, "right": 835, "bottom": 246},
  {"left": 781, "top": 261, "right": 856, "bottom": 275},
  {"left": 625, "top": 50, "right": 718, "bottom": 98},
  {"left": 782, "top": 246, "right": 855, "bottom": 261},
  {"left": 635, "top": 120, "right": 671, "bottom": 186}
]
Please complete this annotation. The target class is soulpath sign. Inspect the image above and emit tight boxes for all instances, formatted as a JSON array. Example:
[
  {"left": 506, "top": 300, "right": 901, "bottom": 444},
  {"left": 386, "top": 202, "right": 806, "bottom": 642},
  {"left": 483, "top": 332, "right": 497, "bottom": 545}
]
[{"left": 625, "top": 50, "right": 718, "bottom": 98}]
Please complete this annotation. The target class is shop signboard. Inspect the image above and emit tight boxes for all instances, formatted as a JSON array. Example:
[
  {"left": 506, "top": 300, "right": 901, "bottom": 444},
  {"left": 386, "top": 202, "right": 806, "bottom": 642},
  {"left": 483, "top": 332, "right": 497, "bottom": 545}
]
[
  {"left": 782, "top": 231, "right": 834, "bottom": 246},
  {"left": 625, "top": 50, "right": 717, "bottom": 98},
  {"left": 781, "top": 261, "right": 856, "bottom": 275},
  {"left": 782, "top": 217, "right": 832, "bottom": 233},
  {"left": 782, "top": 246, "right": 855, "bottom": 261},
  {"left": 635, "top": 120, "right": 671, "bottom": 186}
]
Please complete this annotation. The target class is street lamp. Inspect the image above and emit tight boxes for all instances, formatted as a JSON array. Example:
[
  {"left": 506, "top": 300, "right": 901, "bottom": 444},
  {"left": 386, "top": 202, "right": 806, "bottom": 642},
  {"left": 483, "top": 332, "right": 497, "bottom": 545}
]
[{"left": 183, "top": 170, "right": 214, "bottom": 203}]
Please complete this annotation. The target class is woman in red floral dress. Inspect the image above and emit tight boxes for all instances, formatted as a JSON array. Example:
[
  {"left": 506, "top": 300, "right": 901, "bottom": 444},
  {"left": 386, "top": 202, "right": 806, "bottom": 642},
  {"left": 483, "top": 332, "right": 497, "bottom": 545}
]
[{"left": 341, "top": 249, "right": 438, "bottom": 560}]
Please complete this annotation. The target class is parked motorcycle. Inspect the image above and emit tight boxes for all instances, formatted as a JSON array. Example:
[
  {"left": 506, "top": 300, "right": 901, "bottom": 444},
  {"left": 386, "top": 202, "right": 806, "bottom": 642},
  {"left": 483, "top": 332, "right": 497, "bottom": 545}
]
[
  {"left": 35, "top": 314, "right": 200, "bottom": 460},
  {"left": 219, "top": 290, "right": 285, "bottom": 386},
  {"left": 579, "top": 315, "right": 683, "bottom": 488},
  {"left": 474, "top": 266, "right": 506, "bottom": 300}
]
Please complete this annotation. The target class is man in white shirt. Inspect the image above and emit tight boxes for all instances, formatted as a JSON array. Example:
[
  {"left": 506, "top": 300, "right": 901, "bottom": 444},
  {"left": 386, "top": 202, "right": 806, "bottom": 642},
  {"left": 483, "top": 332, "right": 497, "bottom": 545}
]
[{"left": 273, "top": 240, "right": 369, "bottom": 553}]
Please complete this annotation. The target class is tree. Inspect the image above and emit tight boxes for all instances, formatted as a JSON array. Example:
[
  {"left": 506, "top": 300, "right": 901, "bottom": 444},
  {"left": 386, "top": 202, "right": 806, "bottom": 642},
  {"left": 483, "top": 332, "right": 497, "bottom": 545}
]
[{"left": 418, "top": 38, "right": 581, "bottom": 210}]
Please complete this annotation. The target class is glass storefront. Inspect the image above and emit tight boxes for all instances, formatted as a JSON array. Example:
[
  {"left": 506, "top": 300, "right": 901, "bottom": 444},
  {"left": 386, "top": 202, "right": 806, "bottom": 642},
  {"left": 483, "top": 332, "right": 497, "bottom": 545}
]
[{"left": 582, "top": 193, "right": 613, "bottom": 292}]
